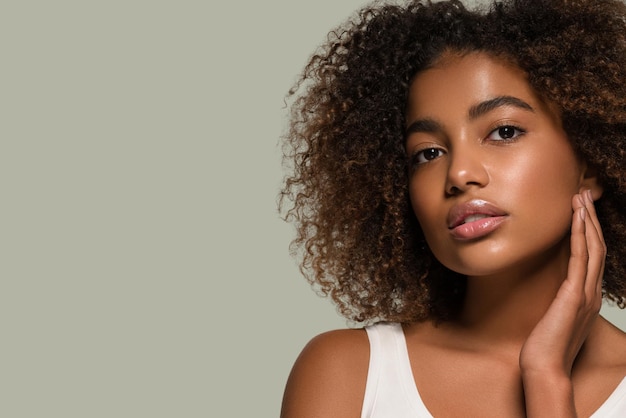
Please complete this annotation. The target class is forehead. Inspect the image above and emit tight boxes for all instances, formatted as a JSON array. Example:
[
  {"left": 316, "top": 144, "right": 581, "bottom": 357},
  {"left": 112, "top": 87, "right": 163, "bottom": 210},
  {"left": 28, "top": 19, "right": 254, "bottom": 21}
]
[{"left": 406, "top": 52, "right": 543, "bottom": 118}]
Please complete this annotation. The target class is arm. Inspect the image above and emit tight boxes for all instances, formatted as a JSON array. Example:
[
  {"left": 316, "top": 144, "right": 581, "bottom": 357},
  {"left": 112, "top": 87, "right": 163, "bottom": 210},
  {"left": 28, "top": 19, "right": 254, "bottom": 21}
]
[
  {"left": 280, "top": 329, "right": 369, "bottom": 418},
  {"left": 520, "top": 190, "right": 606, "bottom": 417}
]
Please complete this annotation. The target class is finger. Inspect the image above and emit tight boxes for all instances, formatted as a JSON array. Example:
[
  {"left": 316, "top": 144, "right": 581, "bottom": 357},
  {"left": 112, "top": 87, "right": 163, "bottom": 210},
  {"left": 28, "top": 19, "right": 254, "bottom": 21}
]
[
  {"left": 573, "top": 192, "right": 605, "bottom": 285},
  {"left": 582, "top": 189, "right": 605, "bottom": 244},
  {"left": 581, "top": 192, "right": 606, "bottom": 298},
  {"left": 566, "top": 203, "right": 588, "bottom": 294},
  {"left": 572, "top": 193, "right": 585, "bottom": 211},
  {"left": 579, "top": 191, "right": 605, "bottom": 267},
  {"left": 584, "top": 215, "right": 605, "bottom": 301}
]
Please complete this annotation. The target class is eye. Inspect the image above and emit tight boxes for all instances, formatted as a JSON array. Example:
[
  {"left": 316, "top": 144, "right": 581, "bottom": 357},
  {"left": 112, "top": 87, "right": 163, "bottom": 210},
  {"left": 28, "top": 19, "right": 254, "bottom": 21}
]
[
  {"left": 412, "top": 147, "right": 445, "bottom": 165},
  {"left": 487, "top": 125, "right": 525, "bottom": 141}
]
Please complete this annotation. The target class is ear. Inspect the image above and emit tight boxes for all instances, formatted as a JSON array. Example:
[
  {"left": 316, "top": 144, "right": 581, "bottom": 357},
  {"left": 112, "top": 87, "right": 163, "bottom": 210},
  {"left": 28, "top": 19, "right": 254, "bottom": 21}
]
[{"left": 579, "top": 163, "right": 604, "bottom": 200}]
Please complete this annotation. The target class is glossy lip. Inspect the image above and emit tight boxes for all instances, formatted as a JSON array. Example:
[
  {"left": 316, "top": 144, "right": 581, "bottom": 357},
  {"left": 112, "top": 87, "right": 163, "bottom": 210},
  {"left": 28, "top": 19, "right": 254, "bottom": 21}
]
[{"left": 447, "top": 199, "right": 509, "bottom": 241}]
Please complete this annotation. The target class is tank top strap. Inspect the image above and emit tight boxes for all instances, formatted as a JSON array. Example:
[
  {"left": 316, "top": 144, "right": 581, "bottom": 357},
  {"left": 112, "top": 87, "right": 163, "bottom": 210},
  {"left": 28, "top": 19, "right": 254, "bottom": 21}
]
[{"left": 362, "top": 322, "right": 433, "bottom": 418}]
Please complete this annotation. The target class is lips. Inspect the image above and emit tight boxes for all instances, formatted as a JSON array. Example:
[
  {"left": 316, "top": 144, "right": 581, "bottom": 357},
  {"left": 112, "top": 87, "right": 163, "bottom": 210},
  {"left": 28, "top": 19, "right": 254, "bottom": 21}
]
[{"left": 447, "top": 200, "right": 508, "bottom": 240}]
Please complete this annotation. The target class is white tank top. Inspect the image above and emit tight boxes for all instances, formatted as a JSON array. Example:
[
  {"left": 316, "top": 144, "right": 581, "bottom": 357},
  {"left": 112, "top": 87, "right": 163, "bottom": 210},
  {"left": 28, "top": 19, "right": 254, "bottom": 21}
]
[{"left": 362, "top": 322, "right": 626, "bottom": 418}]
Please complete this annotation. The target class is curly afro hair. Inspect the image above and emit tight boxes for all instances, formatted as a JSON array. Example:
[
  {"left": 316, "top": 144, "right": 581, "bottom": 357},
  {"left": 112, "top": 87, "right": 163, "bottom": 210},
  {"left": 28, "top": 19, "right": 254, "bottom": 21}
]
[{"left": 280, "top": 0, "right": 626, "bottom": 324}]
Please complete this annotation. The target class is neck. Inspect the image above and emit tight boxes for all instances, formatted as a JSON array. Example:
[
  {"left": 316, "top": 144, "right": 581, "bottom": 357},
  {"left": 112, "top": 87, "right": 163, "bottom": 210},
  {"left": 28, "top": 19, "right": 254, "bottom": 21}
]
[{"left": 453, "top": 238, "right": 571, "bottom": 348}]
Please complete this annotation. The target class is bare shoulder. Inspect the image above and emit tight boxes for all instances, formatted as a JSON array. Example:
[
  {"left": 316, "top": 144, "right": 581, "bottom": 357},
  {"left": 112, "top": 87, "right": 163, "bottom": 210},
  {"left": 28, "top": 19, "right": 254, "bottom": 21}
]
[
  {"left": 280, "top": 328, "right": 370, "bottom": 418},
  {"left": 596, "top": 315, "right": 626, "bottom": 366},
  {"left": 584, "top": 316, "right": 626, "bottom": 379},
  {"left": 575, "top": 316, "right": 626, "bottom": 415},
  {"left": 604, "top": 319, "right": 626, "bottom": 383}
]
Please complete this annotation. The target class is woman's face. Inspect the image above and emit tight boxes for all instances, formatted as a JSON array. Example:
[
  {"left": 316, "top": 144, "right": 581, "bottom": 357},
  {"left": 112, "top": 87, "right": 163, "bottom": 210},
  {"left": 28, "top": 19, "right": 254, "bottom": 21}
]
[{"left": 405, "top": 52, "right": 595, "bottom": 277}]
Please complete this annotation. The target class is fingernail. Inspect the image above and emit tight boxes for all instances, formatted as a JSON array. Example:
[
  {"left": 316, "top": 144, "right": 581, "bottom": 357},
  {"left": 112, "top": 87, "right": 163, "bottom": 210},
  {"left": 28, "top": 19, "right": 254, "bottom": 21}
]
[
  {"left": 586, "top": 189, "right": 594, "bottom": 204},
  {"left": 580, "top": 206, "right": 587, "bottom": 221}
]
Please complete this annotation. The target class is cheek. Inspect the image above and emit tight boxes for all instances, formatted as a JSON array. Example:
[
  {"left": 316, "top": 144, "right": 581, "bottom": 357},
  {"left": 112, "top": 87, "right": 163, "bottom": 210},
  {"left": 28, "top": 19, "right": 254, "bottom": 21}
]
[
  {"left": 408, "top": 173, "right": 445, "bottom": 228},
  {"left": 494, "top": 150, "right": 580, "bottom": 236},
  {"left": 409, "top": 188, "right": 446, "bottom": 247},
  {"left": 497, "top": 143, "right": 582, "bottom": 198}
]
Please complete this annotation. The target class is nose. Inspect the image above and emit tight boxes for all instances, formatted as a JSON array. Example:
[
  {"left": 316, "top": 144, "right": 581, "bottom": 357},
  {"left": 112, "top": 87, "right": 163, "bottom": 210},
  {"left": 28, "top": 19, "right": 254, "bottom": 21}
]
[{"left": 445, "top": 145, "right": 489, "bottom": 196}]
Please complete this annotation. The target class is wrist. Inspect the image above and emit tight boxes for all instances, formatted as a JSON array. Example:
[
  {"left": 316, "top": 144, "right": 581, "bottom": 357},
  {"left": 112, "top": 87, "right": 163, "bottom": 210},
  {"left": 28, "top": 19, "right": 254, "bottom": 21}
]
[
  {"left": 522, "top": 371, "right": 576, "bottom": 418},
  {"left": 521, "top": 366, "right": 570, "bottom": 382}
]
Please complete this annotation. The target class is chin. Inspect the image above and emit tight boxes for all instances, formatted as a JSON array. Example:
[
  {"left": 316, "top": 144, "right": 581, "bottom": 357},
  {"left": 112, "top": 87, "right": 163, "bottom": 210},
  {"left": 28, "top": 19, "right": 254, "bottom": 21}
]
[{"left": 436, "top": 242, "right": 569, "bottom": 279}]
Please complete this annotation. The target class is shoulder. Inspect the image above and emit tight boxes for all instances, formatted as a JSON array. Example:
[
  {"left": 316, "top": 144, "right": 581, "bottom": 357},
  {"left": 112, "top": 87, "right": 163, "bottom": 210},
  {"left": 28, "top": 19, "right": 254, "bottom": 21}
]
[
  {"left": 584, "top": 316, "right": 626, "bottom": 379},
  {"left": 596, "top": 316, "right": 626, "bottom": 366},
  {"left": 281, "top": 328, "right": 370, "bottom": 418},
  {"left": 575, "top": 317, "right": 626, "bottom": 414},
  {"left": 606, "top": 321, "right": 626, "bottom": 372}
]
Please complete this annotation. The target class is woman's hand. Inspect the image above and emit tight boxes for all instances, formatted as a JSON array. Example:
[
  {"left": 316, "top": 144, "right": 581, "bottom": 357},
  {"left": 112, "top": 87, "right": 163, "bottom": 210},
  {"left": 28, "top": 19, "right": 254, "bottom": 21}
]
[{"left": 519, "top": 190, "right": 606, "bottom": 417}]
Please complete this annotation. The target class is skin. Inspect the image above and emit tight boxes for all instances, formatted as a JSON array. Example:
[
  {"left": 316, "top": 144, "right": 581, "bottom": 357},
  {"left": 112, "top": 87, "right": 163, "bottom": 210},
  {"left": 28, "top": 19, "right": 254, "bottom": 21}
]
[
  {"left": 406, "top": 53, "right": 592, "bottom": 280},
  {"left": 281, "top": 53, "right": 626, "bottom": 418}
]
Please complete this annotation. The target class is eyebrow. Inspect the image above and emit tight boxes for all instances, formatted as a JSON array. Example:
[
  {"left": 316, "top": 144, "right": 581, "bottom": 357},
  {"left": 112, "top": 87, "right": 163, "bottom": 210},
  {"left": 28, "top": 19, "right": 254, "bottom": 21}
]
[
  {"left": 405, "top": 118, "right": 442, "bottom": 136},
  {"left": 468, "top": 95, "right": 534, "bottom": 120},
  {"left": 405, "top": 95, "right": 535, "bottom": 136}
]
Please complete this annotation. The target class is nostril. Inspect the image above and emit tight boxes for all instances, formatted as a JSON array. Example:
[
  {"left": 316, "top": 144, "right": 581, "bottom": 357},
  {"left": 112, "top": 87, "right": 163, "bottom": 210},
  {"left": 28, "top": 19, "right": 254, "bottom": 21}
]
[{"left": 446, "top": 185, "right": 462, "bottom": 196}]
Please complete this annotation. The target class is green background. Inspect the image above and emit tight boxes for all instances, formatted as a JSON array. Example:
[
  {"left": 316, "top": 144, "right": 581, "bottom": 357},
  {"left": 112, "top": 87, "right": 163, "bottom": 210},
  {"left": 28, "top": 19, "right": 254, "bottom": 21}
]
[{"left": 2, "top": 1, "right": 623, "bottom": 416}]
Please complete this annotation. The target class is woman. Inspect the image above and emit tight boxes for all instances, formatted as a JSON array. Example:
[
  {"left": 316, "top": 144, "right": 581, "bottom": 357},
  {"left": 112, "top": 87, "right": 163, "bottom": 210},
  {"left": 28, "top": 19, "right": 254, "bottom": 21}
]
[{"left": 280, "top": 0, "right": 626, "bottom": 416}]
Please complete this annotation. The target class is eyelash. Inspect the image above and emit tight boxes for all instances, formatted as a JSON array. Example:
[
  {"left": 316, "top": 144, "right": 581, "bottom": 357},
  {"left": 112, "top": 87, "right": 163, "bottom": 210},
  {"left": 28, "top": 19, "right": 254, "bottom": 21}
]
[
  {"left": 408, "top": 124, "right": 526, "bottom": 168},
  {"left": 409, "top": 146, "right": 445, "bottom": 166},
  {"left": 486, "top": 124, "right": 526, "bottom": 142}
]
